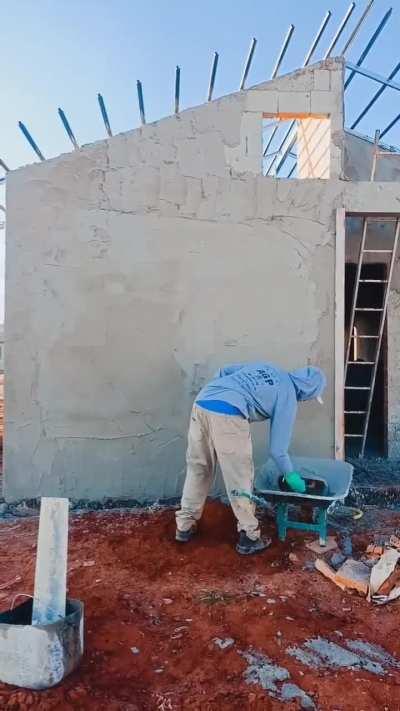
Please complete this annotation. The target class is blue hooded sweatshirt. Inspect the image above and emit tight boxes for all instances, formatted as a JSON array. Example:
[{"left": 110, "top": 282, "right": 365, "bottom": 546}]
[{"left": 195, "top": 362, "right": 326, "bottom": 476}]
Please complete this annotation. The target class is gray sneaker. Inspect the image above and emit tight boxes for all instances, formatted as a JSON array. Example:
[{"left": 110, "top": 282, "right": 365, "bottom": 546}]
[
  {"left": 236, "top": 531, "right": 271, "bottom": 555},
  {"left": 175, "top": 525, "right": 197, "bottom": 543}
]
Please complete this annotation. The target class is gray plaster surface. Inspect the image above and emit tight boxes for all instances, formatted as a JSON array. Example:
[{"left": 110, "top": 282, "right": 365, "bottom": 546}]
[
  {"left": 287, "top": 636, "right": 400, "bottom": 676},
  {"left": 241, "top": 650, "right": 316, "bottom": 709},
  {"left": 4, "top": 57, "right": 400, "bottom": 500}
]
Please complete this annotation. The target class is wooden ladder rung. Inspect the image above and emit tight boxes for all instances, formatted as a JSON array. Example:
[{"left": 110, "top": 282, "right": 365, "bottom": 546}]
[
  {"left": 347, "top": 361, "right": 375, "bottom": 365},
  {"left": 345, "top": 386, "right": 371, "bottom": 390}
]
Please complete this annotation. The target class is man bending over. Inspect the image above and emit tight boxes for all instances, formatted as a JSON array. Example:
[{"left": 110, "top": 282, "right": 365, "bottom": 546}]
[{"left": 175, "top": 362, "right": 326, "bottom": 555}]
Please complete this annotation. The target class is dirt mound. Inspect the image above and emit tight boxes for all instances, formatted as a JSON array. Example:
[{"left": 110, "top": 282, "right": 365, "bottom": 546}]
[{"left": 0, "top": 501, "right": 398, "bottom": 710}]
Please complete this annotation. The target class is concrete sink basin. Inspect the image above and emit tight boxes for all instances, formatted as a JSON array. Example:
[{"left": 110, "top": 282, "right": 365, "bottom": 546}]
[{"left": 0, "top": 598, "right": 84, "bottom": 689}]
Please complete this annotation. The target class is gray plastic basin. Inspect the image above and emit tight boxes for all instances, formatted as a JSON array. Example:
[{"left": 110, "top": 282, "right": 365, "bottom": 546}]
[{"left": 255, "top": 456, "right": 353, "bottom": 504}]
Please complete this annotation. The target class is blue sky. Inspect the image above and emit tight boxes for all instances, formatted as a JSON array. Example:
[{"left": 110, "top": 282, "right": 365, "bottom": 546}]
[{"left": 0, "top": 0, "right": 399, "bottom": 317}]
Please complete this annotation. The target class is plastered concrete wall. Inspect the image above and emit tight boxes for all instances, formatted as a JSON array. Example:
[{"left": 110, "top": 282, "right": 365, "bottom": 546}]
[
  {"left": 5, "top": 59, "right": 397, "bottom": 501},
  {"left": 5, "top": 161, "right": 338, "bottom": 501},
  {"left": 344, "top": 132, "right": 400, "bottom": 182}
]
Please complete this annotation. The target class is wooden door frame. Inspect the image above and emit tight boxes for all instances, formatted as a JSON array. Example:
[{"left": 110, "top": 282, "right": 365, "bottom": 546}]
[{"left": 335, "top": 208, "right": 345, "bottom": 460}]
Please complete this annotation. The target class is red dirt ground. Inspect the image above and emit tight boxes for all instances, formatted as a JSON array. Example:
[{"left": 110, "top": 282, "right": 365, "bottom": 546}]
[{"left": 0, "top": 501, "right": 399, "bottom": 710}]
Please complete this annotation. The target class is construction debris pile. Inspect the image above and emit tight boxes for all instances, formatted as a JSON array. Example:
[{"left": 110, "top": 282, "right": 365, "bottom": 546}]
[{"left": 315, "top": 533, "right": 400, "bottom": 605}]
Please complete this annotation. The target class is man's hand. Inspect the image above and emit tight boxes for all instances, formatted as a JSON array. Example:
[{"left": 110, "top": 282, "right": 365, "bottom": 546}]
[{"left": 284, "top": 471, "right": 306, "bottom": 494}]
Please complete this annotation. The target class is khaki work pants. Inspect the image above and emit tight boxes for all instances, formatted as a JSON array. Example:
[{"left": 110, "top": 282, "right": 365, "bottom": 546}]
[{"left": 175, "top": 405, "right": 260, "bottom": 540}]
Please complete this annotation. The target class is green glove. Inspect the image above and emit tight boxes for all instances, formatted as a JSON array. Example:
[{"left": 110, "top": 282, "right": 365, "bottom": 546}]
[{"left": 285, "top": 471, "right": 306, "bottom": 494}]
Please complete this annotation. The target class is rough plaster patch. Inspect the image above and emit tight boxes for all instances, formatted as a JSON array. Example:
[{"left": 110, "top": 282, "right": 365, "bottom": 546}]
[
  {"left": 288, "top": 637, "right": 400, "bottom": 676},
  {"left": 241, "top": 650, "right": 316, "bottom": 709}
]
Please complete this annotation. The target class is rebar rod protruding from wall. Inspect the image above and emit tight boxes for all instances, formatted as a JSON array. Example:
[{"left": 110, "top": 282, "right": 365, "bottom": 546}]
[
  {"left": 58, "top": 108, "right": 79, "bottom": 149},
  {"left": 18, "top": 122, "right": 45, "bottom": 161},
  {"left": 351, "top": 60, "right": 400, "bottom": 130},
  {"left": 98, "top": 93, "right": 113, "bottom": 137},
  {"left": 175, "top": 66, "right": 181, "bottom": 114},
  {"left": 137, "top": 80, "right": 146, "bottom": 125},
  {"left": 380, "top": 112, "right": 400, "bottom": 140},
  {"left": 341, "top": 0, "right": 375, "bottom": 55},
  {"left": 207, "top": 51, "right": 219, "bottom": 101},
  {"left": 344, "top": 8, "right": 393, "bottom": 90},
  {"left": 271, "top": 24, "right": 295, "bottom": 79},
  {"left": 303, "top": 10, "right": 332, "bottom": 65},
  {"left": 324, "top": 2, "right": 356, "bottom": 58},
  {"left": 239, "top": 37, "right": 257, "bottom": 90},
  {"left": 0, "top": 158, "right": 10, "bottom": 173}
]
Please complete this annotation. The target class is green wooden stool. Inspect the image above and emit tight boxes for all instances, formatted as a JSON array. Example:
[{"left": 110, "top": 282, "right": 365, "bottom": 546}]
[{"left": 276, "top": 502, "right": 328, "bottom": 546}]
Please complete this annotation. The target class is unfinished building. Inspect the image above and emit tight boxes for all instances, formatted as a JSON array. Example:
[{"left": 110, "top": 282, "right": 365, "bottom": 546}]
[{"left": 4, "top": 56, "right": 400, "bottom": 502}]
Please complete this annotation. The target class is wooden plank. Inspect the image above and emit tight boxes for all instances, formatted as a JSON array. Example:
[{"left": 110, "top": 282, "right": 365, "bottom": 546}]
[
  {"left": 335, "top": 559, "right": 370, "bottom": 595},
  {"left": 262, "top": 112, "right": 328, "bottom": 119},
  {"left": 315, "top": 558, "right": 346, "bottom": 590},
  {"left": 335, "top": 208, "right": 345, "bottom": 460}
]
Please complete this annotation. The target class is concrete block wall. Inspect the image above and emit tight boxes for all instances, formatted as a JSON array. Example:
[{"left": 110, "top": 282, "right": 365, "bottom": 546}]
[
  {"left": 5, "top": 91, "right": 343, "bottom": 501},
  {"left": 5, "top": 155, "right": 341, "bottom": 501},
  {"left": 6, "top": 59, "right": 397, "bottom": 502},
  {"left": 249, "top": 58, "right": 344, "bottom": 179}
]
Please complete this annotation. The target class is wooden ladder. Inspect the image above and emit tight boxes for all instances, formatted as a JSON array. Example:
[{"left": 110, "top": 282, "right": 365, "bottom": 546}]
[{"left": 344, "top": 130, "right": 400, "bottom": 457}]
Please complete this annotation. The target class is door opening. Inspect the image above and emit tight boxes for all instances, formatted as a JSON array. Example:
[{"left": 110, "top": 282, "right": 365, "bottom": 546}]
[{"left": 344, "top": 262, "right": 388, "bottom": 458}]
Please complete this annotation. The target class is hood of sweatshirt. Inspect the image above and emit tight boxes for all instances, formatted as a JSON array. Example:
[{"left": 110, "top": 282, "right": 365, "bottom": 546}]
[{"left": 289, "top": 366, "right": 326, "bottom": 402}]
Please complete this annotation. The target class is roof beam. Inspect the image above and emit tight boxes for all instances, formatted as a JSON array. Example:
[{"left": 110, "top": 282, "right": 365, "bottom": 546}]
[
  {"left": 271, "top": 24, "right": 295, "bottom": 79},
  {"left": 58, "top": 108, "right": 79, "bottom": 149},
  {"left": 137, "top": 80, "right": 146, "bottom": 125},
  {"left": 239, "top": 37, "right": 257, "bottom": 90},
  {"left": 351, "top": 60, "right": 400, "bottom": 130},
  {"left": 346, "top": 62, "right": 400, "bottom": 93},
  {"left": 18, "top": 122, "right": 45, "bottom": 161},
  {"left": 340, "top": 0, "right": 375, "bottom": 55},
  {"left": 175, "top": 66, "right": 181, "bottom": 114},
  {"left": 207, "top": 51, "right": 219, "bottom": 102},
  {"left": 98, "top": 93, "right": 113, "bottom": 137},
  {"left": 324, "top": 2, "right": 356, "bottom": 59},
  {"left": 344, "top": 8, "right": 393, "bottom": 90}
]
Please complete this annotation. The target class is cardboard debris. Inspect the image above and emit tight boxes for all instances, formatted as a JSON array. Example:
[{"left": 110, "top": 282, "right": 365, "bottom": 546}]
[
  {"left": 366, "top": 544, "right": 384, "bottom": 557},
  {"left": 389, "top": 535, "right": 400, "bottom": 550},
  {"left": 335, "top": 559, "right": 370, "bottom": 595},
  {"left": 373, "top": 586, "right": 400, "bottom": 606},
  {"left": 310, "top": 537, "right": 400, "bottom": 606},
  {"left": 314, "top": 559, "right": 346, "bottom": 591},
  {"left": 306, "top": 537, "right": 337, "bottom": 555},
  {"left": 377, "top": 569, "right": 400, "bottom": 596},
  {"left": 369, "top": 548, "right": 400, "bottom": 599}
]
